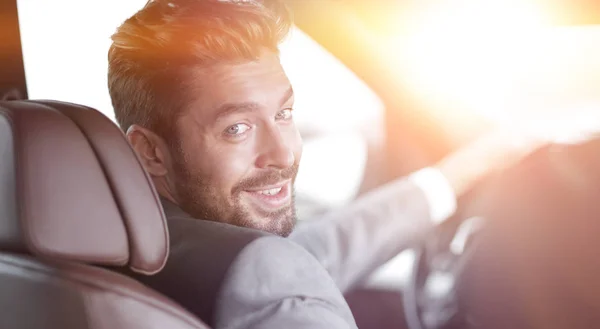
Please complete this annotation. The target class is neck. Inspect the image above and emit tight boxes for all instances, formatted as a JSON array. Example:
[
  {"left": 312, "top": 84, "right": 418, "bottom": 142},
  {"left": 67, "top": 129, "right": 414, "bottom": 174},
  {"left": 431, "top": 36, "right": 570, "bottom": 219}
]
[{"left": 152, "top": 176, "right": 179, "bottom": 206}]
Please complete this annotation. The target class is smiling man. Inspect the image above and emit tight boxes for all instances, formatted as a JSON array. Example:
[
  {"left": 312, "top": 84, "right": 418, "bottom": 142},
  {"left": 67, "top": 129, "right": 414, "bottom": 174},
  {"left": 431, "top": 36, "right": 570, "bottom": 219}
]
[
  {"left": 111, "top": 3, "right": 301, "bottom": 237},
  {"left": 108, "top": 0, "right": 550, "bottom": 328},
  {"left": 156, "top": 55, "right": 300, "bottom": 237}
]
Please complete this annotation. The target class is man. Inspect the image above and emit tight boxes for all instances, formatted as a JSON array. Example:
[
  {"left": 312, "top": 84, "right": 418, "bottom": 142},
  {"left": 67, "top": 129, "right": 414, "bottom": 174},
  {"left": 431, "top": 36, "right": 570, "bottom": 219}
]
[{"left": 108, "top": 0, "right": 547, "bottom": 328}]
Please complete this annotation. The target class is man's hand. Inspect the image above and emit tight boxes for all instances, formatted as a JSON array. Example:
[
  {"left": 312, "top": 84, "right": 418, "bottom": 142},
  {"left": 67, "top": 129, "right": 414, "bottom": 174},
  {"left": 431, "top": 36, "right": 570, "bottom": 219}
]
[
  {"left": 437, "top": 111, "right": 600, "bottom": 198},
  {"left": 436, "top": 129, "right": 550, "bottom": 198}
]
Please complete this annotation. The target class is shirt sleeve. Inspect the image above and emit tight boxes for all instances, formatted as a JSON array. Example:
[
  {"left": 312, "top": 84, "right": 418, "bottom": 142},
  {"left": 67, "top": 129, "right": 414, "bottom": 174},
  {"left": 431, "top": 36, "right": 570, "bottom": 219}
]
[{"left": 408, "top": 167, "right": 458, "bottom": 224}]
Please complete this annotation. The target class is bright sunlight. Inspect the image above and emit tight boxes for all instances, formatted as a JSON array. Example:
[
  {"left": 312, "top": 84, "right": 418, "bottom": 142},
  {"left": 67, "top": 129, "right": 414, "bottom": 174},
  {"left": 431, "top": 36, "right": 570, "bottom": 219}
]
[{"left": 391, "top": 0, "right": 600, "bottom": 143}]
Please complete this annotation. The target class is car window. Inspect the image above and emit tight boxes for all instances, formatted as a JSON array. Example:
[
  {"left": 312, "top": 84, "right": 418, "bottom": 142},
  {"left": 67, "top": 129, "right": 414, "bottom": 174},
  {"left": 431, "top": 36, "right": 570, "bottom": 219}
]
[
  {"left": 17, "top": 0, "right": 385, "bottom": 217},
  {"left": 17, "top": 0, "right": 141, "bottom": 117},
  {"left": 387, "top": 2, "right": 600, "bottom": 143}
]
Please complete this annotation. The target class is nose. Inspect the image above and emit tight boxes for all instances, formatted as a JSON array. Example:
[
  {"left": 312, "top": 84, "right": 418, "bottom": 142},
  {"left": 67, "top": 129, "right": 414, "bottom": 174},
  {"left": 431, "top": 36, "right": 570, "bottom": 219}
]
[{"left": 255, "top": 125, "right": 295, "bottom": 170}]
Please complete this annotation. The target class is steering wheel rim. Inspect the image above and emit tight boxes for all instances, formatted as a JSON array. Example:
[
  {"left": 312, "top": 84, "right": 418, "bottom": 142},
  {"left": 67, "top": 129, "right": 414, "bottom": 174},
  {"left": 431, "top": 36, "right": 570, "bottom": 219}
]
[
  {"left": 403, "top": 215, "right": 486, "bottom": 329},
  {"left": 403, "top": 247, "right": 427, "bottom": 329}
]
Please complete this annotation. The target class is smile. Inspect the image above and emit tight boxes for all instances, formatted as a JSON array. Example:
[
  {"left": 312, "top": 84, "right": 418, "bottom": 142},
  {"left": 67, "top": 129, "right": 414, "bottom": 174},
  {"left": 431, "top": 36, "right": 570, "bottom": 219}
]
[
  {"left": 242, "top": 180, "right": 292, "bottom": 210},
  {"left": 258, "top": 187, "right": 283, "bottom": 196}
]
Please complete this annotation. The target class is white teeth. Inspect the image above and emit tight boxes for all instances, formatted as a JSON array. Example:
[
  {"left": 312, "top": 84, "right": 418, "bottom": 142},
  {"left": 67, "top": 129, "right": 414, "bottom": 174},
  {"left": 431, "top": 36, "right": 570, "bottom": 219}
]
[{"left": 259, "top": 187, "right": 282, "bottom": 196}]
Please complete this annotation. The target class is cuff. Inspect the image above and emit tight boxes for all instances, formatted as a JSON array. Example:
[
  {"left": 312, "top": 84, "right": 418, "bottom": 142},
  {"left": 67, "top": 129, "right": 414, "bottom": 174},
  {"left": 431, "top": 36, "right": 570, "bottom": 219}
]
[{"left": 408, "top": 167, "right": 458, "bottom": 224}]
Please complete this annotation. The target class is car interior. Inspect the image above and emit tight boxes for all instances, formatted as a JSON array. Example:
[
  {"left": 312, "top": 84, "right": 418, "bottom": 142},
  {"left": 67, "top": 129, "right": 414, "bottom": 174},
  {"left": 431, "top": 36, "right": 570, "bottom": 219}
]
[
  {"left": 2, "top": 0, "right": 600, "bottom": 328},
  {"left": 0, "top": 100, "right": 209, "bottom": 328}
]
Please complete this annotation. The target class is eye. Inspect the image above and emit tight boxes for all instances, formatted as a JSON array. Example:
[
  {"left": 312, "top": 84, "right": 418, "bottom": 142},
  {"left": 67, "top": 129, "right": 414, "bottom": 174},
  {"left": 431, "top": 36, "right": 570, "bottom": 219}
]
[
  {"left": 275, "top": 108, "right": 294, "bottom": 121},
  {"left": 224, "top": 123, "right": 252, "bottom": 136}
]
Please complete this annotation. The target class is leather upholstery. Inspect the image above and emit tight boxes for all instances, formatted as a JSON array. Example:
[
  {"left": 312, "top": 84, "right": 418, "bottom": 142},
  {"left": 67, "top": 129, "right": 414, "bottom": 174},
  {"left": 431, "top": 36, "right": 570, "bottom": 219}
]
[
  {"left": 0, "top": 253, "right": 206, "bottom": 329},
  {"left": 0, "top": 100, "right": 168, "bottom": 274},
  {"left": 0, "top": 100, "right": 210, "bottom": 329}
]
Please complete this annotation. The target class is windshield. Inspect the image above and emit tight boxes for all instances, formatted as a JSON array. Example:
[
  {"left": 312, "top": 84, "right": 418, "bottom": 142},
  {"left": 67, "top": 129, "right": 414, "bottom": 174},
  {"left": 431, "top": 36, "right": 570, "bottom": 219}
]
[
  {"left": 390, "top": 1, "right": 600, "bottom": 143},
  {"left": 18, "top": 0, "right": 600, "bottom": 144}
]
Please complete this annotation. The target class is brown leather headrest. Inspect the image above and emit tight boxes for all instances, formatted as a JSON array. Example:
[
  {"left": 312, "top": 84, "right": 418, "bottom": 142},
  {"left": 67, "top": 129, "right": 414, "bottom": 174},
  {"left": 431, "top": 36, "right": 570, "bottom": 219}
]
[{"left": 0, "top": 100, "right": 168, "bottom": 275}]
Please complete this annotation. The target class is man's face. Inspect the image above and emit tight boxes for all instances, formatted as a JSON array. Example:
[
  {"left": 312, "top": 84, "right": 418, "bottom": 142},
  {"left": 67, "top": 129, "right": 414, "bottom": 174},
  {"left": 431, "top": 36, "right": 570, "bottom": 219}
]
[{"left": 167, "top": 52, "right": 302, "bottom": 236}]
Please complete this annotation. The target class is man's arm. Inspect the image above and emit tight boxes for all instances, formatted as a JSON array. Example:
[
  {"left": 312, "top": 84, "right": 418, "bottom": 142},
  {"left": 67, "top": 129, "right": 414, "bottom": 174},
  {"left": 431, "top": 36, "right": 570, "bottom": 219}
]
[
  {"left": 291, "top": 129, "right": 552, "bottom": 293},
  {"left": 290, "top": 175, "right": 439, "bottom": 293},
  {"left": 215, "top": 236, "right": 358, "bottom": 329}
]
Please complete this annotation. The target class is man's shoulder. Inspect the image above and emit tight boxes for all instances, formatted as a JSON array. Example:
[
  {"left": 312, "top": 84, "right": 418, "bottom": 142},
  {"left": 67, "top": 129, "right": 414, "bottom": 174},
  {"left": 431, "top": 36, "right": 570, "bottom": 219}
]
[
  {"left": 160, "top": 198, "right": 271, "bottom": 249},
  {"left": 169, "top": 226, "right": 357, "bottom": 329},
  {"left": 142, "top": 214, "right": 290, "bottom": 324},
  {"left": 165, "top": 214, "right": 335, "bottom": 293},
  {"left": 216, "top": 235, "right": 357, "bottom": 328},
  {"left": 166, "top": 215, "right": 316, "bottom": 277},
  {"left": 146, "top": 211, "right": 356, "bottom": 329},
  {"left": 224, "top": 234, "right": 333, "bottom": 284},
  {"left": 167, "top": 215, "right": 269, "bottom": 248},
  {"left": 165, "top": 215, "right": 278, "bottom": 275}
]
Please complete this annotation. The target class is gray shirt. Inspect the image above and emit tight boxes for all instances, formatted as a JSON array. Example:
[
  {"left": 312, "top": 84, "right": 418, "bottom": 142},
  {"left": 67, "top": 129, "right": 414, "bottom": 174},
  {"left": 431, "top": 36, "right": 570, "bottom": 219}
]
[{"left": 130, "top": 177, "right": 434, "bottom": 329}]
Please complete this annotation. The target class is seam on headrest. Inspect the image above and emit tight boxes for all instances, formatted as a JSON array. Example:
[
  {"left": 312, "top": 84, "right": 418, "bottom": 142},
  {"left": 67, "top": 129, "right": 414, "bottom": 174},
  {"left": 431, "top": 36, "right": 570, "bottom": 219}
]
[
  {"left": 0, "top": 105, "right": 25, "bottom": 253},
  {"left": 34, "top": 101, "right": 170, "bottom": 275},
  {"left": 74, "top": 102, "right": 170, "bottom": 275},
  {"left": 122, "top": 141, "right": 170, "bottom": 275},
  {"left": 22, "top": 101, "right": 129, "bottom": 266}
]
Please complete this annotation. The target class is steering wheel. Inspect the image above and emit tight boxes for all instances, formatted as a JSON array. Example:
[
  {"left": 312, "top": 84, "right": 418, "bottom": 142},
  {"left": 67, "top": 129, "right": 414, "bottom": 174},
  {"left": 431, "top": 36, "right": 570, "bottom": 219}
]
[
  {"left": 403, "top": 214, "right": 486, "bottom": 329},
  {"left": 401, "top": 168, "right": 498, "bottom": 329},
  {"left": 402, "top": 140, "right": 600, "bottom": 329},
  {"left": 401, "top": 148, "right": 546, "bottom": 329}
]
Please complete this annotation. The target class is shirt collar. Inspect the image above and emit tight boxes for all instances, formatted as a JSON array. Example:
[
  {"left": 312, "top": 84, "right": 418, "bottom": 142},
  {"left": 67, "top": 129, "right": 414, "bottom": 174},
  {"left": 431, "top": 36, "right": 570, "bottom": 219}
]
[{"left": 160, "top": 197, "right": 191, "bottom": 219}]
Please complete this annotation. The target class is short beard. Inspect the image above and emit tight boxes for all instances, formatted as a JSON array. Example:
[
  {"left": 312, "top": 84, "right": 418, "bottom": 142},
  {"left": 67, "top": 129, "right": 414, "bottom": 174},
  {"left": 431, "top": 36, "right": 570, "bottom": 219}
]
[{"left": 169, "top": 146, "right": 298, "bottom": 237}]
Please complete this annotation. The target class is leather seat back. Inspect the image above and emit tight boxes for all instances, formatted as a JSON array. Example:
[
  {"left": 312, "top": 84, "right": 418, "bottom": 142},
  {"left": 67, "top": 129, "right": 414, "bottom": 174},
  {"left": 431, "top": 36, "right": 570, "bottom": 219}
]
[{"left": 0, "top": 100, "right": 209, "bottom": 329}]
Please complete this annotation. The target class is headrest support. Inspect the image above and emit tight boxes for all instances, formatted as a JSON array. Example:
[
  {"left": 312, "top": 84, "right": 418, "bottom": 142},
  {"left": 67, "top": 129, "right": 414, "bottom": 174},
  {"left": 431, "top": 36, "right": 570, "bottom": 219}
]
[{"left": 0, "top": 100, "right": 168, "bottom": 275}]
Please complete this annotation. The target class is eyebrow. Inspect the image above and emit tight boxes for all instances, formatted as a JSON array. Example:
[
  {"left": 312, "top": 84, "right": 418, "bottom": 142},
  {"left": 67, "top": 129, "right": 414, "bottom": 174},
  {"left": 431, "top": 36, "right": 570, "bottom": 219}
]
[{"left": 213, "top": 86, "right": 294, "bottom": 121}]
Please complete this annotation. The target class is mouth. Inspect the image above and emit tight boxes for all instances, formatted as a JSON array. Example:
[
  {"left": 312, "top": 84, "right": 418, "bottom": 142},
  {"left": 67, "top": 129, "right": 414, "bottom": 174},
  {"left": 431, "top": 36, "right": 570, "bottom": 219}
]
[{"left": 242, "top": 180, "right": 292, "bottom": 211}]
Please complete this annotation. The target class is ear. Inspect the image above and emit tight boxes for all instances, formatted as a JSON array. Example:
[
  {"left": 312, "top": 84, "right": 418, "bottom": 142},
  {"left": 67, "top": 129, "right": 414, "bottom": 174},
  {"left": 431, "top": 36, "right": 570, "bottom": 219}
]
[{"left": 126, "top": 125, "right": 170, "bottom": 177}]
